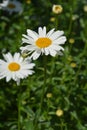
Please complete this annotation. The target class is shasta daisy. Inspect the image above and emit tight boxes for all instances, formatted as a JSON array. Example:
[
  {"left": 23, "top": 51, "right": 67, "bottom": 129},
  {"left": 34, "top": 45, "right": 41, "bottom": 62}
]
[
  {"left": 20, "top": 26, "right": 67, "bottom": 60},
  {"left": 0, "top": 52, "right": 35, "bottom": 84}
]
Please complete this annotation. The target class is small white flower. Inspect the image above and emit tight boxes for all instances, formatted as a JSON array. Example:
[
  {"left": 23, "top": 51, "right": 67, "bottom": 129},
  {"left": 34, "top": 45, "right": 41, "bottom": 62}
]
[
  {"left": 0, "top": 0, "right": 9, "bottom": 9},
  {"left": 0, "top": 52, "right": 35, "bottom": 85},
  {"left": 20, "top": 26, "right": 67, "bottom": 60},
  {"left": 2, "top": 0, "right": 23, "bottom": 14}
]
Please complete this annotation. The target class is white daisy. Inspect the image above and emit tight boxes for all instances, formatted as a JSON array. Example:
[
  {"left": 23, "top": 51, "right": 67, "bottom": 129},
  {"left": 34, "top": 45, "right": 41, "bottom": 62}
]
[
  {"left": 2, "top": 0, "right": 22, "bottom": 14},
  {"left": 0, "top": 52, "right": 35, "bottom": 85},
  {"left": 20, "top": 26, "right": 67, "bottom": 60},
  {"left": 0, "top": 0, "right": 9, "bottom": 9}
]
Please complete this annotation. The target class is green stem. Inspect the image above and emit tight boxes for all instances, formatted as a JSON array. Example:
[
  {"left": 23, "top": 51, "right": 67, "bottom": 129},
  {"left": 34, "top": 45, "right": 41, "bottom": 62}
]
[
  {"left": 68, "top": 9, "right": 73, "bottom": 36},
  {"left": 40, "top": 56, "right": 47, "bottom": 111},
  {"left": 74, "top": 42, "right": 87, "bottom": 84},
  {"left": 60, "top": 119, "right": 65, "bottom": 130},
  {"left": 34, "top": 56, "right": 47, "bottom": 129},
  {"left": 55, "top": 15, "right": 59, "bottom": 29},
  {"left": 68, "top": 0, "right": 78, "bottom": 36},
  {"left": 18, "top": 88, "right": 21, "bottom": 130}
]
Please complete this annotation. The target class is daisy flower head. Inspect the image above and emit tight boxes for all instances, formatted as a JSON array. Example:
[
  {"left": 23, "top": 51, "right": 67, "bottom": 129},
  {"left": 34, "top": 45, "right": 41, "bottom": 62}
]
[
  {"left": 0, "top": 52, "right": 35, "bottom": 85},
  {"left": 2, "top": 0, "right": 23, "bottom": 14},
  {"left": 20, "top": 26, "right": 67, "bottom": 60}
]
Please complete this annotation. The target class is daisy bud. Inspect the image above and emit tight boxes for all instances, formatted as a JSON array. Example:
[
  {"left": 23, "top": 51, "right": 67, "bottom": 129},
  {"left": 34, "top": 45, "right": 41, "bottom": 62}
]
[{"left": 52, "top": 5, "right": 63, "bottom": 14}]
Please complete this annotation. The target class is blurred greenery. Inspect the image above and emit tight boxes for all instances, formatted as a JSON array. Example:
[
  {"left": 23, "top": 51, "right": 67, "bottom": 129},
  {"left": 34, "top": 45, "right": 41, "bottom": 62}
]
[{"left": 0, "top": 0, "right": 87, "bottom": 130}]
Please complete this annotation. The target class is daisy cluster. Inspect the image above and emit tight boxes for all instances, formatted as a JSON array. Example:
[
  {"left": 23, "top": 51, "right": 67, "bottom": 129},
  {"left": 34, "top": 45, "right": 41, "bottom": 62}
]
[{"left": 0, "top": 26, "right": 66, "bottom": 84}]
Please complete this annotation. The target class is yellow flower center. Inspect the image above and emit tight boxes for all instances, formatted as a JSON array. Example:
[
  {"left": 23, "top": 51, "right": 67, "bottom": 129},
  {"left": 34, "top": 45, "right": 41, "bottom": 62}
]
[
  {"left": 8, "top": 3, "right": 16, "bottom": 9},
  {"left": 36, "top": 37, "right": 52, "bottom": 48},
  {"left": 8, "top": 62, "right": 20, "bottom": 71}
]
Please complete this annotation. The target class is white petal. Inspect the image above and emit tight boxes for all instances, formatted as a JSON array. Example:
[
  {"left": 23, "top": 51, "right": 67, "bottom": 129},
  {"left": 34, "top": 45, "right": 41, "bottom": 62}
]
[
  {"left": 0, "top": 59, "right": 7, "bottom": 65},
  {"left": 18, "top": 57, "right": 23, "bottom": 63},
  {"left": 0, "top": 69, "right": 9, "bottom": 76},
  {"left": 12, "top": 73, "right": 17, "bottom": 81},
  {"left": 47, "top": 28, "right": 55, "bottom": 37},
  {"left": 22, "top": 34, "right": 32, "bottom": 40},
  {"left": 22, "top": 34, "right": 34, "bottom": 43},
  {"left": 20, "top": 46, "right": 28, "bottom": 51},
  {"left": 38, "top": 27, "right": 43, "bottom": 36},
  {"left": 16, "top": 79, "right": 20, "bottom": 86},
  {"left": 20, "top": 70, "right": 33, "bottom": 76},
  {"left": 56, "top": 45, "right": 64, "bottom": 51},
  {"left": 53, "top": 36, "right": 67, "bottom": 45},
  {"left": 38, "top": 26, "right": 46, "bottom": 37},
  {"left": 27, "top": 70, "right": 34, "bottom": 75},
  {"left": 22, "top": 63, "right": 35, "bottom": 69},
  {"left": 30, "top": 50, "right": 41, "bottom": 60},
  {"left": 49, "top": 49, "right": 57, "bottom": 57},
  {"left": 16, "top": 72, "right": 24, "bottom": 79},
  {"left": 3, "top": 52, "right": 13, "bottom": 62},
  {"left": 49, "top": 44, "right": 64, "bottom": 51},
  {"left": 27, "top": 29, "right": 38, "bottom": 40},
  {"left": 15, "top": 72, "right": 23, "bottom": 79},
  {"left": 0, "top": 74, "right": 6, "bottom": 79},
  {"left": 42, "top": 26, "right": 46, "bottom": 37},
  {"left": 22, "top": 38, "right": 34, "bottom": 44},
  {"left": 44, "top": 48, "right": 50, "bottom": 55},
  {"left": 50, "top": 31, "right": 64, "bottom": 40},
  {"left": 6, "top": 73, "right": 12, "bottom": 82},
  {"left": 13, "top": 53, "right": 20, "bottom": 62}
]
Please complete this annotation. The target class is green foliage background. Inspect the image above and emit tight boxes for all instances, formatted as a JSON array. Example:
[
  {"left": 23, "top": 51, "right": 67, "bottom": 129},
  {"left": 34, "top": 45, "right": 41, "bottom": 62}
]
[{"left": 0, "top": 0, "right": 87, "bottom": 130}]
